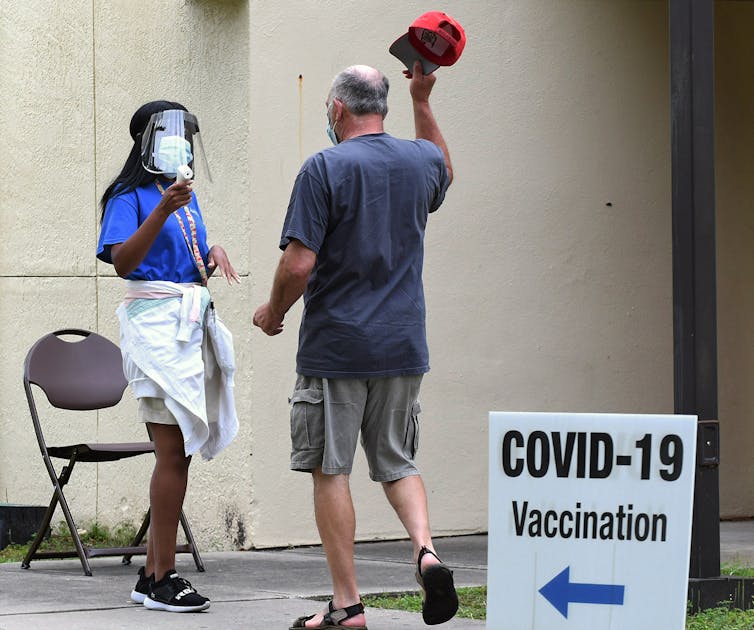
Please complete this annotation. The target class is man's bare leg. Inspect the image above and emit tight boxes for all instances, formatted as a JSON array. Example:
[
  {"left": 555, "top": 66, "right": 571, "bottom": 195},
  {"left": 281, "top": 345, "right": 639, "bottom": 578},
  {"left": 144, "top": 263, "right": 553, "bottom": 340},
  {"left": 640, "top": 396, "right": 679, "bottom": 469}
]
[
  {"left": 383, "top": 473, "right": 458, "bottom": 624},
  {"left": 382, "top": 474, "right": 441, "bottom": 571},
  {"left": 303, "top": 469, "right": 366, "bottom": 628}
]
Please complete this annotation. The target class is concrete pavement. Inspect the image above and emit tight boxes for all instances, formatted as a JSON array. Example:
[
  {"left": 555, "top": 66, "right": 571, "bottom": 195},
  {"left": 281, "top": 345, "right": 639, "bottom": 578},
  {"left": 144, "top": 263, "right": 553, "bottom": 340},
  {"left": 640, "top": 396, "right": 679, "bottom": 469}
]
[
  {"left": 2, "top": 522, "right": 754, "bottom": 629},
  {"left": 0, "top": 535, "right": 487, "bottom": 630}
]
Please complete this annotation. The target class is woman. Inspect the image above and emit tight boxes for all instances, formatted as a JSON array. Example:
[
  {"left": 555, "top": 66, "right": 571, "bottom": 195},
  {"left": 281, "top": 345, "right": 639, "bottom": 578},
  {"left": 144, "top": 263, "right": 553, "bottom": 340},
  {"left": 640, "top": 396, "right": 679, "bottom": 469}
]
[{"left": 97, "top": 100, "right": 239, "bottom": 613}]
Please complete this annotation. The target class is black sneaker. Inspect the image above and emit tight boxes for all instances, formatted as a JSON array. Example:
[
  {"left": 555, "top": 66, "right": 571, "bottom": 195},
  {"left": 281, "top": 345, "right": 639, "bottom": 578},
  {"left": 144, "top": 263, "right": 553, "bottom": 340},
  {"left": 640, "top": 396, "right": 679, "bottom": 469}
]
[
  {"left": 130, "top": 566, "right": 152, "bottom": 604},
  {"left": 143, "top": 569, "right": 210, "bottom": 612}
]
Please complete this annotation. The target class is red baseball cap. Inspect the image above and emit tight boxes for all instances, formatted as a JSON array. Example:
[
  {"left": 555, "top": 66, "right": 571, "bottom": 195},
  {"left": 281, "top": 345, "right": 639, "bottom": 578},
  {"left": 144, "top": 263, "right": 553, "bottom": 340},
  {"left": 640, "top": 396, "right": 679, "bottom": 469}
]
[{"left": 389, "top": 11, "right": 466, "bottom": 75}]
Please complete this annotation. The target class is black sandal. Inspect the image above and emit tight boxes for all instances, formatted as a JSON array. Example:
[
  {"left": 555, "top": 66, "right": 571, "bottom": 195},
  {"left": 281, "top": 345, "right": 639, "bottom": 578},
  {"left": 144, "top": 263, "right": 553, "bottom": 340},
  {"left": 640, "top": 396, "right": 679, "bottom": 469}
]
[
  {"left": 289, "top": 600, "right": 367, "bottom": 629},
  {"left": 415, "top": 546, "right": 459, "bottom": 625}
]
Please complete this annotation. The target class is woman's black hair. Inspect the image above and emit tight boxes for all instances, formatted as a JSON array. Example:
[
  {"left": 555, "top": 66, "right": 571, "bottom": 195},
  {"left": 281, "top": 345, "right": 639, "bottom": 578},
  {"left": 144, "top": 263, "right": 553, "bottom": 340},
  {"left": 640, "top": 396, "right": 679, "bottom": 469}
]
[{"left": 99, "top": 100, "right": 188, "bottom": 222}]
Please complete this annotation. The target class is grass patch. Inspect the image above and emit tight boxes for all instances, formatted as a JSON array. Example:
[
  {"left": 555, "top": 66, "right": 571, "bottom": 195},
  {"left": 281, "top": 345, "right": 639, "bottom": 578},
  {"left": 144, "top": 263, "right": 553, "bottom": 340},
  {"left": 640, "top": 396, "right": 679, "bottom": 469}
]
[
  {"left": 362, "top": 592, "right": 423, "bottom": 614},
  {"left": 686, "top": 602, "right": 754, "bottom": 629},
  {"left": 721, "top": 562, "right": 754, "bottom": 579},
  {"left": 362, "top": 586, "right": 486, "bottom": 620},
  {"left": 0, "top": 520, "right": 140, "bottom": 564}
]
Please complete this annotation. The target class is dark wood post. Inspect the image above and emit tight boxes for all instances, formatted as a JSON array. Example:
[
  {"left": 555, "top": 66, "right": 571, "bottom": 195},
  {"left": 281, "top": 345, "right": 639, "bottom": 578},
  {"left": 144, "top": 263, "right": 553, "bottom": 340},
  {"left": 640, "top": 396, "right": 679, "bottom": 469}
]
[
  {"left": 668, "top": 0, "right": 754, "bottom": 609},
  {"left": 669, "top": 0, "right": 719, "bottom": 581}
]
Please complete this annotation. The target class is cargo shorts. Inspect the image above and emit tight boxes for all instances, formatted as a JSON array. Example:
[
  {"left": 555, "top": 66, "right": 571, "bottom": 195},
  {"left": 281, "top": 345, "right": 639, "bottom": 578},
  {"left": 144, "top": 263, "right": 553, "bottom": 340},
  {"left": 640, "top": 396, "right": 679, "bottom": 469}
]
[{"left": 289, "top": 374, "right": 423, "bottom": 482}]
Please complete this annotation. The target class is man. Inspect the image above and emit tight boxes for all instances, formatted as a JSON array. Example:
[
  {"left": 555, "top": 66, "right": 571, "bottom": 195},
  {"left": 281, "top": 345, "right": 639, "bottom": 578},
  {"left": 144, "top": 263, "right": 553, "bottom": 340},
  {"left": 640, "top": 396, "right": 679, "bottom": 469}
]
[{"left": 253, "top": 61, "right": 456, "bottom": 629}]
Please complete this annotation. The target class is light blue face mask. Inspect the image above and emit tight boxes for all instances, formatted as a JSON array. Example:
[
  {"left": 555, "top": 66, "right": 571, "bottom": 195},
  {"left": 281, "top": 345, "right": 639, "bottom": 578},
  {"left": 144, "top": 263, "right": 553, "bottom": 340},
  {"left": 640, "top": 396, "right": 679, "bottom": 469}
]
[
  {"left": 154, "top": 135, "right": 193, "bottom": 176},
  {"left": 325, "top": 102, "right": 339, "bottom": 146}
]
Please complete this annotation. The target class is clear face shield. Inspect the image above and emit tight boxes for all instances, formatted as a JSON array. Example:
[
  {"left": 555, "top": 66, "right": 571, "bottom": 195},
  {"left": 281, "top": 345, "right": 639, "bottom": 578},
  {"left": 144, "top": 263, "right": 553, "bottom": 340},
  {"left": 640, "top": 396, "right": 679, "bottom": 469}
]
[{"left": 140, "top": 109, "right": 212, "bottom": 181}]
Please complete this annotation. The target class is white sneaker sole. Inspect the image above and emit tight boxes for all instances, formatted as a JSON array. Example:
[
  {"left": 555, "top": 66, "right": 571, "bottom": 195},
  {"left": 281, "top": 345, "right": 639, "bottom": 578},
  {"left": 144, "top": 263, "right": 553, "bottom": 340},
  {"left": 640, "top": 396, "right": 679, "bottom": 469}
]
[
  {"left": 143, "top": 596, "right": 210, "bottom": 612},
  {"left": 130, "top": 590, "right": 146, "bottom": 604}
]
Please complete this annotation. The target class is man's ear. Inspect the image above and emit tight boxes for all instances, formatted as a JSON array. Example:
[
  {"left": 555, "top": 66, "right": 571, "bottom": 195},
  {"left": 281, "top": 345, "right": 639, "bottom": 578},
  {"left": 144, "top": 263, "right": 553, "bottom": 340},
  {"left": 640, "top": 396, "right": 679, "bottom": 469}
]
[{"left": 332, "top": 98, "right": 345, "bottom": 122}]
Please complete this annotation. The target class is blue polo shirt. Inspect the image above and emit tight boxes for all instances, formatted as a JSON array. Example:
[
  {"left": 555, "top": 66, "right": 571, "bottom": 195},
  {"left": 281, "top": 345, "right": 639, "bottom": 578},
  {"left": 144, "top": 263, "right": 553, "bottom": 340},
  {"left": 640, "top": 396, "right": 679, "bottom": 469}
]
[
  {"left": 97, "top": 183, "right": 209, "bottom": 283},
  {"left": 281, "top": 133, "right": 450, "bottom": 378}
]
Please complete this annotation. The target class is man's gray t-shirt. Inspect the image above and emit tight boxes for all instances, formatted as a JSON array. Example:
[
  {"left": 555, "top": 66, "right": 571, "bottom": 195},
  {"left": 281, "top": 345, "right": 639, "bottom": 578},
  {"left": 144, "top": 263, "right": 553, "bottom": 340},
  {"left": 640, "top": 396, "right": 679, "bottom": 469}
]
[{"left": 280, "top": 132, "right": 450, "bottom": 378}]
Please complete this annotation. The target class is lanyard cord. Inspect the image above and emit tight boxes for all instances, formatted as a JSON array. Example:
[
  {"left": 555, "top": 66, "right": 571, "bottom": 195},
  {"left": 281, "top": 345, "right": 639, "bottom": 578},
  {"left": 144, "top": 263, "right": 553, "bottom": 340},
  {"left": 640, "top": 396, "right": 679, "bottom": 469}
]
[{"left": 155, "top": 179, "right": 208, "bottom": 285}]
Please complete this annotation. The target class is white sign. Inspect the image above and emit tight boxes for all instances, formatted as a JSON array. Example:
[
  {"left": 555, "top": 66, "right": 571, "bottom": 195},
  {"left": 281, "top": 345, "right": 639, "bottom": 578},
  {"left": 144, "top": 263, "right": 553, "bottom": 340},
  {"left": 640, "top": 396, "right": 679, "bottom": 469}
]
[{"left": 487, "top": 412, "right": 697, "bottom": 630}]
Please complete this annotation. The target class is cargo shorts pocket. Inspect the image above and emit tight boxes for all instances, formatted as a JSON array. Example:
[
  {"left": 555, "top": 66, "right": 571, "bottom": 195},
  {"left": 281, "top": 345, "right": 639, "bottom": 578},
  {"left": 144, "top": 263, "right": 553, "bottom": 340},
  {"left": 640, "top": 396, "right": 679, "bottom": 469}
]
[
  {"left": 290, "top": 387, "right": 325, "bottom": 451},
  {"left": 404, "top": 400, "right": 421, "bottom": 458}
]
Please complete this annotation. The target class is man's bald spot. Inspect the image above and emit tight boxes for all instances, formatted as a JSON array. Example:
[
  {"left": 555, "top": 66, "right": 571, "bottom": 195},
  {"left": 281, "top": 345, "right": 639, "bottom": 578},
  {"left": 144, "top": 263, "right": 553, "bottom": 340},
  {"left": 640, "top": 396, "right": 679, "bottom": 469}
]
[{"left": 344, "top": 64, "right": 384, "bottom": 85}]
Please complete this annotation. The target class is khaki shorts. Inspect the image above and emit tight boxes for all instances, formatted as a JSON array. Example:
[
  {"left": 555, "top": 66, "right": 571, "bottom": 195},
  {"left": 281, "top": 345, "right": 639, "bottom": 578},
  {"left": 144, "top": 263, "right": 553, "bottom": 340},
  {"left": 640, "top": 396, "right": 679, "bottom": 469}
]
[
  {"left": 289, "top": 374, "right": 423, "bottom": 482},
  {"left": 137, "top": 397, "right": 178, "bottom": 425}
]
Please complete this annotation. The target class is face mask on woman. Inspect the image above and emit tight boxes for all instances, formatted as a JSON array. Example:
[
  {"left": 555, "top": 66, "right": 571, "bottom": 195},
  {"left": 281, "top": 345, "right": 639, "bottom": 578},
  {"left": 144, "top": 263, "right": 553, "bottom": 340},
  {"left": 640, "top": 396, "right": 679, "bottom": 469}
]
[{"left": 154, "top": 136, "right": 193, "bottom": 177}]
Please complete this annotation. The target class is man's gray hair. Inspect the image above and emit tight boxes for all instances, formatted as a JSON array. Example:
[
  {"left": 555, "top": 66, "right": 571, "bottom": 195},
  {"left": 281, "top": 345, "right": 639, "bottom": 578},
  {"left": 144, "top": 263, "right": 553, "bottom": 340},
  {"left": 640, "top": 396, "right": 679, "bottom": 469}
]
[{"left": 329, "top": 65, "right": 390, "bottom": 118}]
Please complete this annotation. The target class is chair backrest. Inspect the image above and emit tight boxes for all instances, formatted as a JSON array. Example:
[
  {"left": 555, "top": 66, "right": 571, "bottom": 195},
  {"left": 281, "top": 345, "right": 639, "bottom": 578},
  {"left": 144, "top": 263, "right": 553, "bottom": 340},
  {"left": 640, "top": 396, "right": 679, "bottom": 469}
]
[{"left": 24, "top": 329, "right": 128, "bottom": 411}]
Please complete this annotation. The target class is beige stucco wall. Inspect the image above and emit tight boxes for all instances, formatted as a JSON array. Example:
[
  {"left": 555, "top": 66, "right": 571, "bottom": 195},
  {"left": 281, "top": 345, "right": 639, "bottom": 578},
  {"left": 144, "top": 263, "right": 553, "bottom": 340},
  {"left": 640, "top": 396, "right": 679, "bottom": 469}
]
[{"left": 1, "top": 0, "right": 750, "bottom": 552}]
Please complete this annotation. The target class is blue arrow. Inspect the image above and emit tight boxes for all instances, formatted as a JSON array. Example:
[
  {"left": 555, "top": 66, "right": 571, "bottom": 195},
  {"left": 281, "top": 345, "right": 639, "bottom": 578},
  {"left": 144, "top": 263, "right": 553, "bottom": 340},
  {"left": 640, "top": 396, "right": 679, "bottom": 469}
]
[{"left": 539, "top": 566, "right": 625, "bottom": 619}]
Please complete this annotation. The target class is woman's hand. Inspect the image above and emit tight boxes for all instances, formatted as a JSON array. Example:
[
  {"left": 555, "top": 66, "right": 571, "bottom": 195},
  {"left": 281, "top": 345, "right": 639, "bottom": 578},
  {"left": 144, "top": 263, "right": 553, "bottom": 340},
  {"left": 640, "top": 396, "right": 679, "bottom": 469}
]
[
  {"left": 157, "top": 180, "right": 193, "bottom": 216},
  {"left": 207, "top": 245, "right": 241, "bottom": 285}
]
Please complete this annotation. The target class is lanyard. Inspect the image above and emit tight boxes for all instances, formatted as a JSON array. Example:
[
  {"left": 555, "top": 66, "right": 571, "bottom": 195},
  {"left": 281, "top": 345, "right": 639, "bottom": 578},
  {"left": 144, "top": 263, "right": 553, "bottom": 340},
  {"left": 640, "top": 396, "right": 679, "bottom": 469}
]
[{"left": 155, "top": 180, "right": 208, "bottom": 285}]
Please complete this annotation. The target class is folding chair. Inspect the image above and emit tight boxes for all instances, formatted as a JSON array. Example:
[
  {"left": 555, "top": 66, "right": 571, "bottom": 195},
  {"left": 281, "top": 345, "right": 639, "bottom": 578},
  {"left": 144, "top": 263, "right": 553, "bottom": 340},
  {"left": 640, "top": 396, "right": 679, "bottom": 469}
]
[{"left": 21, "top": 328, "right": 204, "bottom": 576}]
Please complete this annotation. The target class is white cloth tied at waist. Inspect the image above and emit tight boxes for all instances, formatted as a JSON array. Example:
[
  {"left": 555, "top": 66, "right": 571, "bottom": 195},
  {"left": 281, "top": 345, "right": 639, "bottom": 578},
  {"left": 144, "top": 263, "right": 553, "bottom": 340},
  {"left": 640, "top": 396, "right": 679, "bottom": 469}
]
[
  {"left": 123, "top": 281, "right": 204, "bottom": 342},
  {"left": 117, "top": 280, "right": 238, "bottom": 459}
]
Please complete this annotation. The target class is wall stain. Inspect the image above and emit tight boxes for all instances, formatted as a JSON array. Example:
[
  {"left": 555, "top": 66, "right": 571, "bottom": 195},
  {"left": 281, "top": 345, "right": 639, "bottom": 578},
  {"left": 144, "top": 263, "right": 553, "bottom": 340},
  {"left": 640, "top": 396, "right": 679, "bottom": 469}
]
[{"left": 223, "top": 505, "right": 247, "bottom": 549}]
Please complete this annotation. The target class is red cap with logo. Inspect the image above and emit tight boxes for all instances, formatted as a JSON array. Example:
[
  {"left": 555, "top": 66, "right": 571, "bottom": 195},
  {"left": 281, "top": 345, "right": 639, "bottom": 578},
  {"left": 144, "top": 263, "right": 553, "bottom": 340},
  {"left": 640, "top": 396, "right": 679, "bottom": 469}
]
[{"left": 390, "top": 11, "right": 466, "bottom": 75}]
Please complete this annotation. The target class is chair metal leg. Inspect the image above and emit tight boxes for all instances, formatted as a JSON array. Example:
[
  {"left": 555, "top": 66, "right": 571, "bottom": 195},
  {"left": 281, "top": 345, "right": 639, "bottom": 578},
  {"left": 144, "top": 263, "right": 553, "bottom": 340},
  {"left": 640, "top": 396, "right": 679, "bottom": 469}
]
[
  {"left": 122, "top": 509, "right": 150, "bottom": 565},
  {"left": 57, "top": 483, "right": 92, "bottom": 576},
  {"left": 179, "top": 509, "right": 205, "bottom": 572},
  {"left": 21, "top": 490, "right": 59, "bottom": 569},
  {"left": 23, "top": 456, "right": 92, "bottom": 576},
  {"left": 52, "top": 459, "right": 92, "bottom": 576},
  {"left": 23, "top": 447, "right": 69, "bottom": 569}
]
